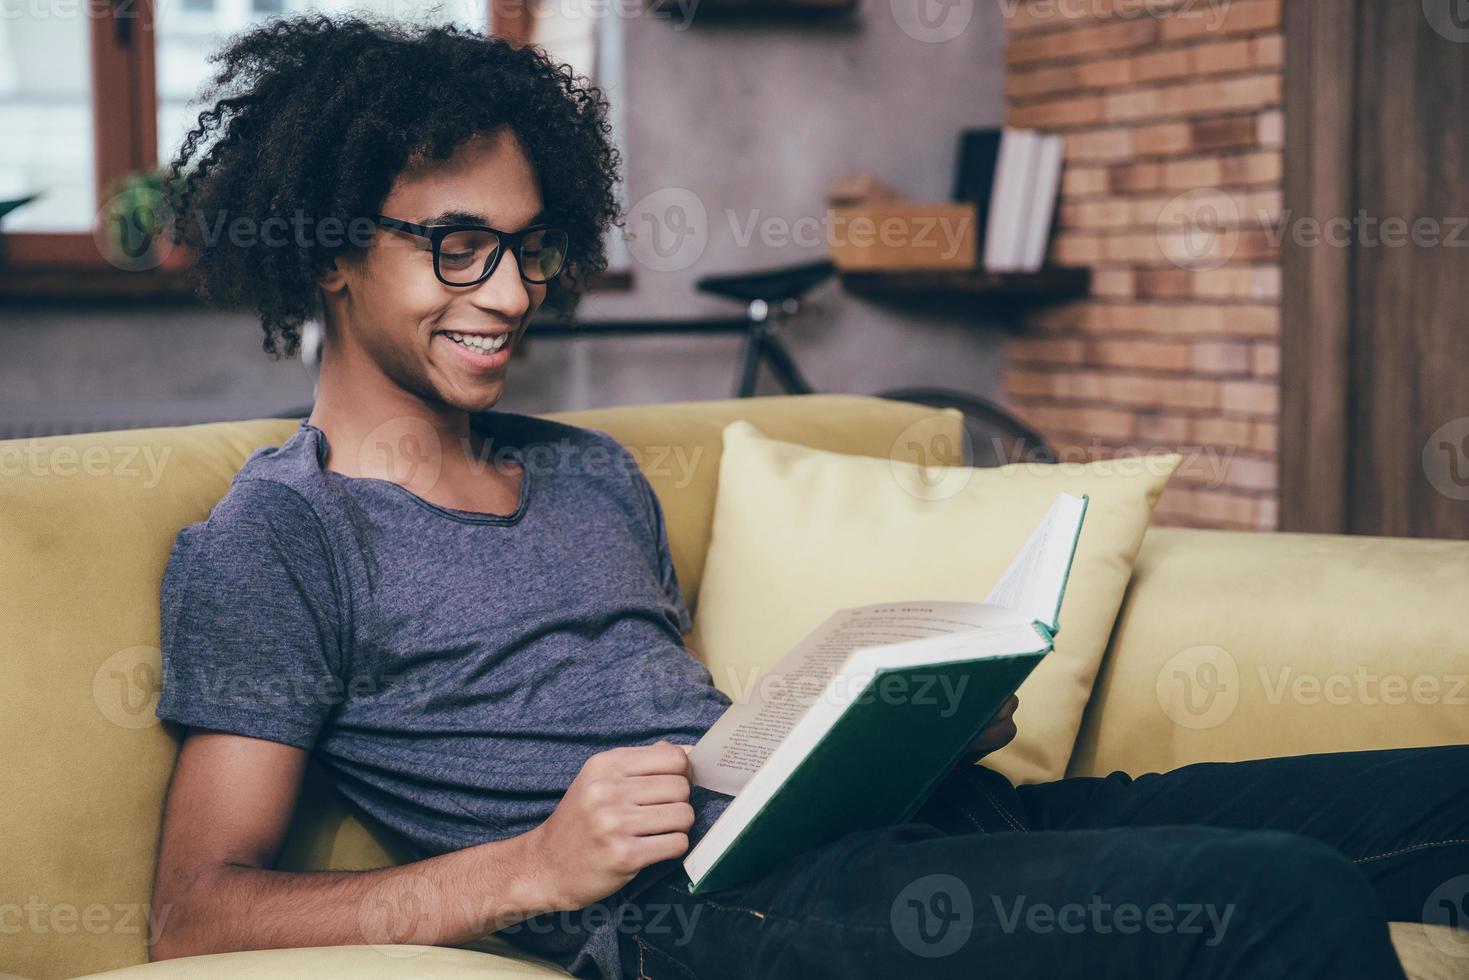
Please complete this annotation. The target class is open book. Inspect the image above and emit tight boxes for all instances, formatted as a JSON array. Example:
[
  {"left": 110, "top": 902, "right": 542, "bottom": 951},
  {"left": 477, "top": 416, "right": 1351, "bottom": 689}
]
[{"left": 683, "top": 492, "right": 1088, "bottom": 894}]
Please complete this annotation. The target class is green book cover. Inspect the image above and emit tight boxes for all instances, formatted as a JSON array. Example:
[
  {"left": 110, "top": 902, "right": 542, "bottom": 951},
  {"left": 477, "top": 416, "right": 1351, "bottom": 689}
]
[{"left": 683, "top": 492, "right": 1087, "bottom": 895}]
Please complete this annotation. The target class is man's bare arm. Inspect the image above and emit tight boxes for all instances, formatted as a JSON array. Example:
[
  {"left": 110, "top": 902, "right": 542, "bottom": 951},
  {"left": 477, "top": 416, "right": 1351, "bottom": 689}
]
[{"left": 149, "top": 730, "right": 556, "bottom": 961}]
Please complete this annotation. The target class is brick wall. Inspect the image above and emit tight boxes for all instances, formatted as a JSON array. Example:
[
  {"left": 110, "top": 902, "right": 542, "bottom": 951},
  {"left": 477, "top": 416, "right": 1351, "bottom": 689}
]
[{"left": 1000, "top": 0, "right": 1283, "bottom": 530}]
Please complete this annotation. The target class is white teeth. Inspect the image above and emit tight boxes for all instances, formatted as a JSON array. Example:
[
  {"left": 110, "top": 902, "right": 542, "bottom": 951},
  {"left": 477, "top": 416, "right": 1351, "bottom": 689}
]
[{"left": 445, "top": 331, "right": 507, "bottom": 354}]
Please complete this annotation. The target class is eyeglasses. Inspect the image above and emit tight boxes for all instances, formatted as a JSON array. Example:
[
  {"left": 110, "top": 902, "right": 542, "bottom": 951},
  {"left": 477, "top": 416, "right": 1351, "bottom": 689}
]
[{"left": 371, "top": 214, "right": 570, "bottom": 287}]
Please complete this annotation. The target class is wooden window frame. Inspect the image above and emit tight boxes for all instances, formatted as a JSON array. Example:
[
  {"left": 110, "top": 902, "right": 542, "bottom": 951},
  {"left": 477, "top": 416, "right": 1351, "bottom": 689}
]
[{"left": 2, "top": 0, "right": 527, "bottom": 271}]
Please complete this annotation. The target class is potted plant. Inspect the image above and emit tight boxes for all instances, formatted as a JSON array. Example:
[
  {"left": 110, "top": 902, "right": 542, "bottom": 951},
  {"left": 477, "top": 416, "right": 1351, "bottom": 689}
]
[{"left": 97, "top": 168, "right": 192, "bottom": 272}]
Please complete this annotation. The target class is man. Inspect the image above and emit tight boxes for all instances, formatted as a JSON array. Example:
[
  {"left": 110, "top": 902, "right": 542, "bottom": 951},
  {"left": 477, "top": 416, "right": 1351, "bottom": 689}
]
[{"left": 152, "top": 14, "right": 1466, "bottom": 980}]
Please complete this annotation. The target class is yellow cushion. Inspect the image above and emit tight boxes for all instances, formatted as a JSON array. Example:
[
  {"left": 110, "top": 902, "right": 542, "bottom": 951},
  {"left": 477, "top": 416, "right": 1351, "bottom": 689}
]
[
  {"left": 543, "top": 395, "right": 961, "bottom": 623},
  {"left": 690, "top": 419, "right": 1180, "bottom": 784},
  {"left": 1069, "top": 527, "right": 1469, "bottom": 777}
]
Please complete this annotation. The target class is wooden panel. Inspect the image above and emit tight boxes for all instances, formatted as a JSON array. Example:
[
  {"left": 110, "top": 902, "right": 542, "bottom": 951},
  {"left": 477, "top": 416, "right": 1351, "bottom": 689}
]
[
  {"left": 1282, "top": 0, "right": 1469, "bottom": 539},
  {"left": 1350, "top": 1, "right": 1469, "bottom": 538},
  {"left": 1279, "top": 0, "right": 1355, "bottom": 532}
]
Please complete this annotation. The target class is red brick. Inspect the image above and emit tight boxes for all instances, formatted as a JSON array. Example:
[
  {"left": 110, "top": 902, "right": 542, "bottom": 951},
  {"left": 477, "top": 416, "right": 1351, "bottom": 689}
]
[
  {"left": 1133, "top": 49, "right": 1191, "bottom": 83},
  {"left": 1066, "top": 128, "right": 1135, "bottom": 163},
  {"left": 1007, "top": 19, "right": 1158, "bottom": 66},
  {"left": 1251, "top": 341, "right": 1280, "bottom": 377},
  {"left": 1220, "top": 379, "right": 1279, "bottom": 416},
  {"left": 1063, "top": 167, "right": 1110, "bottom": 196},
  {"left": 1191, "top": 39, "right": 1253, "bottom": 75},
  {"left": 1132, "top": 122, "right": 1192, "bottom": 156},
  {"left": 1078, "top": 56, "right": 1135, "bottom": 88},
  {"left": 1136, "top": 413, "right": 1190, "bottom": 443},
  {"left": 1136, "top": 268, "right": 1193, "bottom": 298},
  {"left": 1191, "top": 416, "right": 1254, "bottom": 448},
  {"left": 1252, "top": 34, "right": 1284, "bottom": 69},
  {"left": 1009, "top": 95, "right": 1105, "bottom": 129},
  {"left": 1192, "top": 340, "right": 1251, "bottom": 374},
  {"left": 1091, "top": 338, "right": 1193, "bottom": 371},
  {"left": 1158, "top": 0, "right": 1281, "bottom": 42},
  {"left": 1190, "top": 116, "right": 1258, "bottom": 151},
  {"left": 1256, "top": 109, "right": 1284, "bottom": 149},
  {"left": 1091, "top": 269, "right": 1137, "bottom": 298}
]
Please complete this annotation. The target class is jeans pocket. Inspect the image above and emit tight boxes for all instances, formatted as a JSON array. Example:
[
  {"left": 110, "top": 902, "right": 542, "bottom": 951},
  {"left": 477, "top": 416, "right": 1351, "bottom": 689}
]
[{"left": 630, "top": 934, "right": 701, "bottom": 980}]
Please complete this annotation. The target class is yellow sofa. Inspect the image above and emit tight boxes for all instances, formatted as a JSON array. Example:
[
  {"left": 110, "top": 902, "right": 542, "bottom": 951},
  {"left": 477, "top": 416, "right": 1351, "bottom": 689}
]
[{"left": 2, "top": 393, "right": 1465, "bottom": 980}]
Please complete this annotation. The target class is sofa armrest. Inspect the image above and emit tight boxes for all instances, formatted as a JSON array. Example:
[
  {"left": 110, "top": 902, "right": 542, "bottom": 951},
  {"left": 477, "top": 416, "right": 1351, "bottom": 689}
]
[{"left": 1069, "top": 527, "right": 1469, "bottom": 778}]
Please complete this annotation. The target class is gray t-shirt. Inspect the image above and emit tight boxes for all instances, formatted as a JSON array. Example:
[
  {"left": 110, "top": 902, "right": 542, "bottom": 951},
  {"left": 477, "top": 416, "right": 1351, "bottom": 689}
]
[{"left": 156, "top": 412, "right": 735, "bottom": 979}]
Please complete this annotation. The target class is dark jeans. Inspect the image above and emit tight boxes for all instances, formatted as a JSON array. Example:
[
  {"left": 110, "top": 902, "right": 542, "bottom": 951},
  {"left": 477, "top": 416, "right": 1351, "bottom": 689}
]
[{"left": 614, "top": 744, "right": 1469, "bottom": 979}]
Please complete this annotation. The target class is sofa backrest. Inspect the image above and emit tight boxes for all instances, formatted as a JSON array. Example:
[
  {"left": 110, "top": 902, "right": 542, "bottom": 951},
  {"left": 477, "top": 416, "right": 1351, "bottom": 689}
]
[{"left": 0, "top": 393, "right": 957, "bottom": 978}]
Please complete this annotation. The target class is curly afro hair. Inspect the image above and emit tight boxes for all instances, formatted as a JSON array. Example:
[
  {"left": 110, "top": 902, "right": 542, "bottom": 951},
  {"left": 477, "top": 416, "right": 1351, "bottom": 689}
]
[{"left": 165, "top": 13, "right": 621, "bottom": 358}]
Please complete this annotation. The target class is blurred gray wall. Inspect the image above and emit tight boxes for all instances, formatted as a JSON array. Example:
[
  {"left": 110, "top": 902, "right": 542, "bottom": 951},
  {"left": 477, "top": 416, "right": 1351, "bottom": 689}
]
[{"left": 0, "top": 0, "right": 1006, "bottom": 430}]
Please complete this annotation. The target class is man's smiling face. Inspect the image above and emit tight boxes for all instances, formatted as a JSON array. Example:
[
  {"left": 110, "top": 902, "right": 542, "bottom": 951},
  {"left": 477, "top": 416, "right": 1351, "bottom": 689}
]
[{"left": 319, "top": 126, "right": 549, "bottom": 414}]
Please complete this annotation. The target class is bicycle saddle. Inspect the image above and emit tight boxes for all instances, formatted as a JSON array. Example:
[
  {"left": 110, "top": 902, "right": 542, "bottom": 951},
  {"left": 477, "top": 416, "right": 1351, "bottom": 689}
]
[{"left": 695, "top": 259, "right": 838, "bottom": 304}]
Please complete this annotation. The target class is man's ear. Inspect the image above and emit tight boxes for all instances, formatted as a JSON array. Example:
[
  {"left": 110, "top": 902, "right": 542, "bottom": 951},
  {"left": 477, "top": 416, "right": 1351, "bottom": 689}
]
[{"left": 317, "top": 256, "right": 349, "bottom": 295}]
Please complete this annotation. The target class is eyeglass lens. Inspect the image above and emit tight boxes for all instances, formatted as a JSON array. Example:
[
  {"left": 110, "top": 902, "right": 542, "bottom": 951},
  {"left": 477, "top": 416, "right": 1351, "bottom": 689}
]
[{"left": 437, "top": 228, "right": 568, "bottom": 284}]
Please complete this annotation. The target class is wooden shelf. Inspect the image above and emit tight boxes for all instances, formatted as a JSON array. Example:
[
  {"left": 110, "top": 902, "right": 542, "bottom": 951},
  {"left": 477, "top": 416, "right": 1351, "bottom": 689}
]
[
  {"left": 839, "top": 266, "right": 1091, "bottom": 303},
  {"left": 0, "top": 264, "right": 200, "bottom": 304}
]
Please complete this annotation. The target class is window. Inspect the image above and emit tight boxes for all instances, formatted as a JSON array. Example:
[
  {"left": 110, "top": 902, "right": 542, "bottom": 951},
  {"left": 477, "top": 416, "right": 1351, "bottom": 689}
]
[{"left": 0, "top": 0, "right": 514, "bottom": 269}]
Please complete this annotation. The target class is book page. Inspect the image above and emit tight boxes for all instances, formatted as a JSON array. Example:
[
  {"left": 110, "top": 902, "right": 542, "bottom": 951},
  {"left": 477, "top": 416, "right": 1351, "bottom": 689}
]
[
  {"left": 985, "top": 493, "right": 1087, "bottom": 630},
  {"left": 688, "top": 601, "right": 1029, "bottom": 796}
]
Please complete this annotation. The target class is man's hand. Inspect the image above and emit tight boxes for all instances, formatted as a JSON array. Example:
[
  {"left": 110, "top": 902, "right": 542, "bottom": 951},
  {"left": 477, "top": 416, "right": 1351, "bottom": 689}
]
[
  {"left": 524, "top": 740, "right": 697, "bottom": 911},
  {"left": 960, "top": 694, "right": 1019, "bottom": 762}
]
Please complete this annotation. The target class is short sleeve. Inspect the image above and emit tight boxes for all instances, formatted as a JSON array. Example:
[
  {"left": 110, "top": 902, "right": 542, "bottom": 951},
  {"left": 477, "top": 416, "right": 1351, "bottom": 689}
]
[
  {"left": 609, "top": 438, "right": 693, "bottom": 636},
  {"left": 156, "top": 478, "right": 348, "bottom": 750}
]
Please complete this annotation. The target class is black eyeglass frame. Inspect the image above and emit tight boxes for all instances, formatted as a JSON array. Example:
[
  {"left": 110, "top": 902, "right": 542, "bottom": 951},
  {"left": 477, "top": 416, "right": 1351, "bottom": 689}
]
[{"left": 371, "top": 214, "right": 570, "bottom": 287}]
